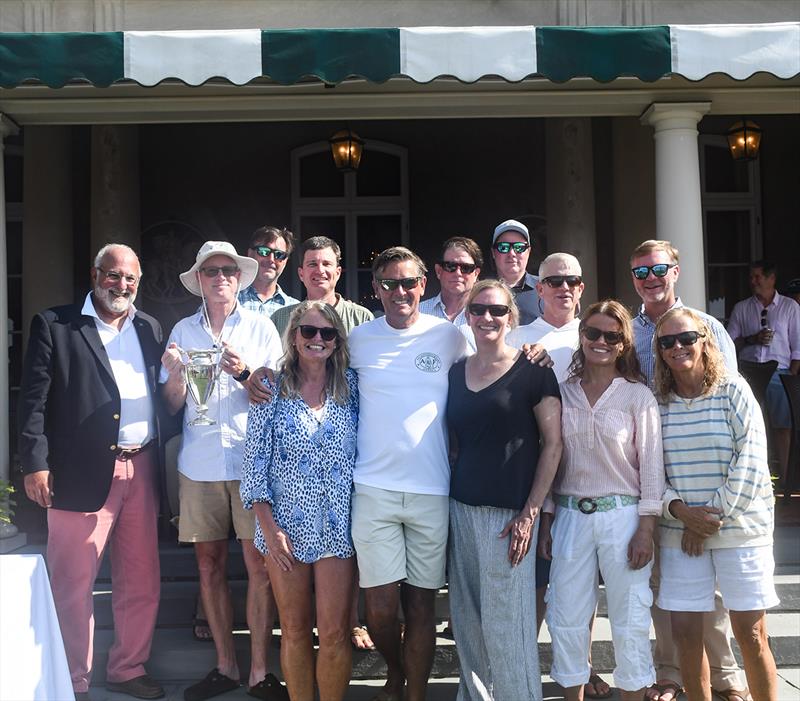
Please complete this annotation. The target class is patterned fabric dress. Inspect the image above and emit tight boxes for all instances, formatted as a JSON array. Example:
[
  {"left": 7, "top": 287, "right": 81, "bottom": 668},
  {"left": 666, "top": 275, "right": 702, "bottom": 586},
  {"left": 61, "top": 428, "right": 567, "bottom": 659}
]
[{"left": 240, "top": 368, "right": 359, "bottom": 562}]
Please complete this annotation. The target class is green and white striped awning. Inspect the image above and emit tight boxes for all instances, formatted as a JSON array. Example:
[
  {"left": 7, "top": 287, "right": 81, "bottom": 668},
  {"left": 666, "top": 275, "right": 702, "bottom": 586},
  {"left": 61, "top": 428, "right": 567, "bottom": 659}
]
[{"left": 0, "top": 23, "right": 798, "bottom": 89}]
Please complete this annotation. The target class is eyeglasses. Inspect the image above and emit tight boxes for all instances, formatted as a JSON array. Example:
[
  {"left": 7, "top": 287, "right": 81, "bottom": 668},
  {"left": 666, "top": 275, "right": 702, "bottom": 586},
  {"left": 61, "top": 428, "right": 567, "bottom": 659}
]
[
  {"left": 631, "top": 263, "right": 676, "bottom": 280},
  {"left": 377, "top": 277, "right": 422, "bottom": 292},
  {"left": 298, "top": 325, "right": 338, "bottom": 341},
  {"left": 582, "top": 326, "right": 624, "bottom": 344},
  {"left": 657, "top": 331, "right": 706, "bottom": 350},
  {"left": 761, "top": 308, "right": 768, "bottom": 328},
  {"left": 541, "top": 275, "right": 582, "bottom": 288},
  {"left": 468, "top": 303, "right": 511, "bottom": 317},
  {"left": 96, "top": 267, "right": 139, "bottom": 286},
  {"left": 494, "top": 241, "right": 530, "bottom": 255},
  {"left": 253, "top": 245, "right": 288, "bottom": 261},
  {"left": 199, "top": 266, "right": 239, "bottom": 278},
  {"left": 439, "top": 261, "right": 477, "bottom": 274}
]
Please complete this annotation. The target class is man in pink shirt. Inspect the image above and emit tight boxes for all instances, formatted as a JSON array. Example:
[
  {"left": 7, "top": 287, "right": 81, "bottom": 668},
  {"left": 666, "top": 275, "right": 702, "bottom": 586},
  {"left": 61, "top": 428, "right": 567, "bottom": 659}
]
[{"left": 727, "top": 260, "right": 800, "bottom": 488}]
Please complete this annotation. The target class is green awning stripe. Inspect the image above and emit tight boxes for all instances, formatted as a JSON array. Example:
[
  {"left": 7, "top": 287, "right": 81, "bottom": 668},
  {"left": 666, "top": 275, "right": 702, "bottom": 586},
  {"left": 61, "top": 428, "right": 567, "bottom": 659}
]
[
  {"left": 262, "top": 28, "right": 400, "bottom": 85},
  {"left": 0, "top": 31, "right": 123, "bottom": 88},
  {"left": 536, "top": 25, "right": 671, "bottom": 83},
  {"left": 0, "top": 24, "right": 796, "bottom": 89}
]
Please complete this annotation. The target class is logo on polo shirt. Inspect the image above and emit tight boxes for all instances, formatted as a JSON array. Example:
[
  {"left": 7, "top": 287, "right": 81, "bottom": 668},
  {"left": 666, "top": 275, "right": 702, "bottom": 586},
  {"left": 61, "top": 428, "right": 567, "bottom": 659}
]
[{"left": 415, "top": 352, "right": 442, "bottom": 373}]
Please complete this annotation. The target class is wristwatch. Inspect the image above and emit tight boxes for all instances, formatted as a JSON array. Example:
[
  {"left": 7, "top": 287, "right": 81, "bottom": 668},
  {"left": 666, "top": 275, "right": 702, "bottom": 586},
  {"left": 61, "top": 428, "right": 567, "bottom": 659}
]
[{"left": 233, "top": 367, "right": 251, "bottom": 383}]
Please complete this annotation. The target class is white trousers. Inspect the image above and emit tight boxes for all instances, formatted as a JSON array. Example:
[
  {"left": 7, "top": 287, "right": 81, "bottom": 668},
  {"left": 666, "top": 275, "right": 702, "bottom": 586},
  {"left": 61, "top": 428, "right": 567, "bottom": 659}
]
[{"left": 546, "top": 503, "right": 656, "bottom": 691}]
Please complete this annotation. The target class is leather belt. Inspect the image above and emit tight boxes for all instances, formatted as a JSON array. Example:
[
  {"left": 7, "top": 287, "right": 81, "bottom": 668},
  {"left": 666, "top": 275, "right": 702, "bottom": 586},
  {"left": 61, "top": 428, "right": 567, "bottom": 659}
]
[{"left": 116, "top": 440, "right": 154, "bottom": 461}]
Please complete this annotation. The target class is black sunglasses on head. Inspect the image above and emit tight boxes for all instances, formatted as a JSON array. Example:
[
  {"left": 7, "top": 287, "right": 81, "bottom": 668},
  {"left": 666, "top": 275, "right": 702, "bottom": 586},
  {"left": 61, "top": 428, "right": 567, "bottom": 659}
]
[
  {"left": 582, "top": 326, "right": 624, "bottom": 344},
  {"left": 542, "top": 275, "right": 582, "bottom": 288},
  {"left": 631, "top": 263, "right": 676, "bottom": 280},
  {"left": 377, "top": 277, "right": 422, "bottom": 292},
  {"left": 298, "top": 325, "right": 338, "bottom": 341},
  {"left": 199, "top": 266, "right": 239, "bottom": 278},
  {"left": 468, "top": 303, "right": 510, "bottom": 317},
  {"left": 494, "top": 241, "right": 530, "bottom": 254},
  {"left": 439, "top": 261, "right": 477, "bottom": 274},
  {"left": 657, "top": 331, "right": 705, "bottom": 350},
  {"left": 253, "top": 245, "right": 288, "bottom": 261}
]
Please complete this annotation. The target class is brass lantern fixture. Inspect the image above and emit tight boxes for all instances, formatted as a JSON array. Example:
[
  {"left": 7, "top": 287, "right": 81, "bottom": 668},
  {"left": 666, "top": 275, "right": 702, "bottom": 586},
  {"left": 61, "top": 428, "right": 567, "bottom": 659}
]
[
  {"left": 726, "top": 119, "right": 762, "bottom": 162},
  {"left": 329, "top": 128, "right": 364, "bottom": 172}
]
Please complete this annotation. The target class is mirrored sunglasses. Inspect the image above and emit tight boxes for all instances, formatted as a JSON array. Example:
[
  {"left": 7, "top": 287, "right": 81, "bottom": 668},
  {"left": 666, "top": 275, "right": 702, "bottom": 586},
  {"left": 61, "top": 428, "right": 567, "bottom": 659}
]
[
  {"left": 468, "top": 303, "right": 511, "bottom": 317},
  {"left": 631, "top": 263, "right": 676, "bottom": 280},
  {"left": 494, "top": 241, "right": 530, "bottom": 254},
  {"left": 298, "top": 325, "right": 338, "bottom": 341},
  {"left": 582, "top": 326, "right": 624, "bottom": 344},
  {"left": 199, "top": 266, "right": 239, "bottom": 278},
  {"left": 542, "top": 275, "right": 582, "bottom": 288},
  {"left": 377, "top": 277, "right": 422, "bottom": 292},
  {"left": 439, "top": 261, "right": 477, "bottom": 274},
  {"left": 253, "top": 245, "right": 288, "bottom": 261},
  {"left": 657, "top": 331, "right": 705, "bottom": 350}
]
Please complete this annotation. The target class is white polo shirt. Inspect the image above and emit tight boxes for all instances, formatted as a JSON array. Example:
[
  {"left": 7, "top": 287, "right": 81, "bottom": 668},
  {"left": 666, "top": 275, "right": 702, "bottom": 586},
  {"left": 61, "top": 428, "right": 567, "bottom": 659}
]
[
  {"left": 160, "top": 305, "right": 282, "bottom": 482},
  {"left": 82, "top": 294, "right": 154, "bottom": 448}
]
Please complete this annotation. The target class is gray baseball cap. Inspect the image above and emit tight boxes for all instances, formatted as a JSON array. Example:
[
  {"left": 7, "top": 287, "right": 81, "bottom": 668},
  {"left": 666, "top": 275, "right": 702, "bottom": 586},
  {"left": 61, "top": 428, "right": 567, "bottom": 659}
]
[{"left": 492, "top": 219, "right": 530, "bottom": 245}]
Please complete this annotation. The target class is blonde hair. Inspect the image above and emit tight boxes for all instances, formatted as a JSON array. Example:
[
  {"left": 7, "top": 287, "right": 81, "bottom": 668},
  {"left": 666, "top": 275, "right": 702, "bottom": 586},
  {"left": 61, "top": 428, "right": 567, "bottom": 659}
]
[
  {"left": 279, "top": 301, "right": 351, "bottom": 405},
  {"left": 466, "top": 279, "right": 520, "bottom": 329},
  {"left": 567, "top": 299, "right": 643, "bottom": 383},
  {"left": 630, "top": 239, "right": 679, "bottom": 265},
  {"left": 653, "top": 308, "right": 727, "bottom": 403}
]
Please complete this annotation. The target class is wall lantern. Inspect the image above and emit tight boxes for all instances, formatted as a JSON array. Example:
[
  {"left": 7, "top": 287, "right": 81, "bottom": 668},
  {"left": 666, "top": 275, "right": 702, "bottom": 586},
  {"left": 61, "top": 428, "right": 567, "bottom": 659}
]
[
  {"left": 329, "top": 128, "right": 364, "bottom": 172},
  {"left": 726, "top": 119, "right": 762, "bottom": 161}
]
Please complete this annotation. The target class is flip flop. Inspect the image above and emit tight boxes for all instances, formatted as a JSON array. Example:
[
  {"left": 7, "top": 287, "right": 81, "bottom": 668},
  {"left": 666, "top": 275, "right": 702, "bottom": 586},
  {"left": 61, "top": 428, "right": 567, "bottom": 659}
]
[
  {"left": 584, "top": 672, "right": 613, "bottom": 699},
  {"left": 645, "top": 680, "right": 684, "bottom": 701},
  {"left": 712, "top": 689, "right": 752, "bottom": 701},
  {"left": 351, "top": 625, "right": 376, "bottom": 651},
  {"left": 183, "top": 668, "right": 239, "bottom": 701}
]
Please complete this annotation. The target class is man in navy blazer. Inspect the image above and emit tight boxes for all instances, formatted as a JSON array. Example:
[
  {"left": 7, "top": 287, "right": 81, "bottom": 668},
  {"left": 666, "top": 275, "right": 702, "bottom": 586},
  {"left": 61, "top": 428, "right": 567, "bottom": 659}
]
[{"left": 19, "top": 243, "right": 165, "bottom": 701}]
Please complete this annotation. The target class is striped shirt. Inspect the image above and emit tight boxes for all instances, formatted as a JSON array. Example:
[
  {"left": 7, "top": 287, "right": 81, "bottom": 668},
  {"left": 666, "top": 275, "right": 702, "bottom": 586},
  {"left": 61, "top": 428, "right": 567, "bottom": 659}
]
[
  {"left": 633, "top": 298, "right": 737, "bottom": 388},
  {"left": 659, "top": 375, "right": 774, "bottom": 549},
  {"left": 546, "top": 377, "right": 665, "bottom": 516}
]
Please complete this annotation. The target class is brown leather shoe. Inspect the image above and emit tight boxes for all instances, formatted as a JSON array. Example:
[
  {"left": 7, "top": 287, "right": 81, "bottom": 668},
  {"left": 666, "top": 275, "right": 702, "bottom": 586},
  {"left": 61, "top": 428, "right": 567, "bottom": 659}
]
[{"left": 106, "top": 674, "right": 165, "bottom": 699}]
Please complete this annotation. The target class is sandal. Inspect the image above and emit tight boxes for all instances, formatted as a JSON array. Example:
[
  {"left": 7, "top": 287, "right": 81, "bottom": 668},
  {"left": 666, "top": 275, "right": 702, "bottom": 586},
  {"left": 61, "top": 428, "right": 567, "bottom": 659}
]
[
  {"left": 192, "top": 597, "right": 213, "bottom": 643},
  {"left": 712, "top": 689, "right": 752, "bottom": 701},
  {"left": 351, "top": 625, "right": 376, "bottom": 651},
  {"left": 183, "top": 668, "right": 239, "bottom": 701},
  {"left": 645, "top": 680, "right": 684, "bottom": 701},
  {"left": 584, "top": 671, "right": 612, "bottom": 699},
  {"left": 247, "top": 673, "right": 289, "bottom": 701}
]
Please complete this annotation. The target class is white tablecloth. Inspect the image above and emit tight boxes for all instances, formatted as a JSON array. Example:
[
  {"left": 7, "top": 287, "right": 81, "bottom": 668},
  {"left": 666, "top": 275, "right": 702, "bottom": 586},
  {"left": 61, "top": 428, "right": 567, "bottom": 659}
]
[{"left": 0, "top": 553, "right": 74, "bottom": 700}]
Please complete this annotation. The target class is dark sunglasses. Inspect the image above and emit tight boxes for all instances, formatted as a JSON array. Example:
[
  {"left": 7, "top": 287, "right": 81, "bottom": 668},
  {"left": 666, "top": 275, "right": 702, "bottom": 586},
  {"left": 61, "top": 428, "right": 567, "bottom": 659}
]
[
  {"left": 542, "top": 275, "right": 582, "bottom": 288},
  {"left": 298, "top": 325, "right": 338, "bottom": 342},
  {"left": 761, "top": 308, "right": 768, "bottom": 327},
  {"left": 494, "top": 241, "right": 530, "bottom": 255},
  {"left": 199, "top": 265, "right": 239, "bottom": 278},
  {"left": 657, "top": 331, "right": 706, "bottom": 350},
  {"left": 439, "top": 261, "right": 477, "bottom": 274},
  {"left": 582, "top": 326, "right": 624, "bottom": 344},
  {"left": 252, "top": 245, "right": 289, "bottom": 261},
  {"left": 377, "top": 277, "right": 422, "bottom": 292},
  {"left": 631, "top": 263, "right": 676, "bottom": 280},
  {"left": 468, "top": 303, "right": 511, "bottom": 317}
]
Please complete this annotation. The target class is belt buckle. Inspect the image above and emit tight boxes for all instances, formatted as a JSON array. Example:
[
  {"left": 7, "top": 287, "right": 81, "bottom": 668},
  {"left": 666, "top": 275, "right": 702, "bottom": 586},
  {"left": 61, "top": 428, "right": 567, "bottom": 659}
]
[{"left": 577, "top": 497, "right": 597, "bottom": 514}]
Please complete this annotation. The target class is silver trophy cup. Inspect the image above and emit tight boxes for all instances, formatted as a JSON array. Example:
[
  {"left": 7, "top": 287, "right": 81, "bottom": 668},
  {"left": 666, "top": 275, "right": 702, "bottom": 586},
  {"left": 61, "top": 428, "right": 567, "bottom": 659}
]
[{"left": 184, "top": 348, "right": 221, "bottom": 426}]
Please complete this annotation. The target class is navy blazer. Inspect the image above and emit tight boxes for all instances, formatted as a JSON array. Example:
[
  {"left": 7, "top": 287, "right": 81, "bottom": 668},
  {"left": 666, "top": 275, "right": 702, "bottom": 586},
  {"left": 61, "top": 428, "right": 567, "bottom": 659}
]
[{"left": 18, "top": 301, "right": 164, "bottom": 512}]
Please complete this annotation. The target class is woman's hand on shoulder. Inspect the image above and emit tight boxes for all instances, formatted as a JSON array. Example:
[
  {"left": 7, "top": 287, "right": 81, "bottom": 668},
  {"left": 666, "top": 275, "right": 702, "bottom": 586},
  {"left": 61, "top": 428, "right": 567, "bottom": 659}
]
[
  {"left": 246, "top": 366, "right": 276, "bottom": 404},
  {"left": 265, "top": 526, "right": 296, "bottom": 572},
  {"left": 520, "top": 343, "right": 554, "bottom": 368}
]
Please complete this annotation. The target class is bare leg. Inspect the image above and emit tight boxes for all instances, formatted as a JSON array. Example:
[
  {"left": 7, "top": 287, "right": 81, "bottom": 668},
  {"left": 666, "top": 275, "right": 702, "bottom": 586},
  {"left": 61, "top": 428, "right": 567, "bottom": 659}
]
[
  {"left": 314, "top": 557, "right": 355, "bottom": 701},
  {"left": 241, "top": 539, "right": 274, "bottom": 687},
  {"left": 265, "top": 556, "right": 314, "bottom": 701},
  {"left": 671, "top": 611, "right": 711, "bottom": 701},
  {"left": 400, "top": 583, "right": 436, "bottom": 701},
  {"left": 195, "top": 540, "right": 239, "bottom": 680},
  {"left": 730, "top": 610, "right": 777, "bottom": 701},
  {"left": 365, "top": 583, "right": 405, "bottom": 700}
]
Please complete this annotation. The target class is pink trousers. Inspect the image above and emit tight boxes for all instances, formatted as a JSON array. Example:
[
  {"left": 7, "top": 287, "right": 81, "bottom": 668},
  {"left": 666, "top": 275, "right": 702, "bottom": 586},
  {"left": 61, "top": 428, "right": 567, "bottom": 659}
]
[{"left": 47, "top": 446, "right": 161, "bottom": 693}]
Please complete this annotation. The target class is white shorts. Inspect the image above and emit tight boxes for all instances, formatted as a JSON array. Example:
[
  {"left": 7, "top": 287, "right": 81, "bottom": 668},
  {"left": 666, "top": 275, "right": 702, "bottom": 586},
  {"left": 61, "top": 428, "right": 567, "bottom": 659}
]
[{"left": 657, "top": 544, "right": 780, "bottom": 612}]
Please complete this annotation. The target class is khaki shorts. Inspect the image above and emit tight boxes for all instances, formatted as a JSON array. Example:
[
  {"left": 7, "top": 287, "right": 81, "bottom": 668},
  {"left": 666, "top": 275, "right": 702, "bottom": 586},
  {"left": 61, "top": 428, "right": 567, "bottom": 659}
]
[
  {"left": 178, "top": 473, "right": 255, "bottom": 543},
  {"left": 351, "top": 483, "right": 449, "bottom": 589}
]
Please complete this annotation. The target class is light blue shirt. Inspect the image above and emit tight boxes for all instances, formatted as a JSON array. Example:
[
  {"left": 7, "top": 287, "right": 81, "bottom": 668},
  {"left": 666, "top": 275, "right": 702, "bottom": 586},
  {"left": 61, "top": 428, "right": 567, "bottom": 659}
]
[
  {"left": 634, "top": 298, "right": 738, "bottom": 388},
  {"left": 238, "top": 284, "right": 300, "bottom": 317}
]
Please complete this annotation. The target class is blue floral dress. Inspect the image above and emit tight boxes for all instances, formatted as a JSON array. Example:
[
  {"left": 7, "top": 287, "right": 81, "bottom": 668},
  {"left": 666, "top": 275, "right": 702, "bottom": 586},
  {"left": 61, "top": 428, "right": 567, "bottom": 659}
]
[{"left": 240, "top": 369, "right": 359, "bottom": 562}]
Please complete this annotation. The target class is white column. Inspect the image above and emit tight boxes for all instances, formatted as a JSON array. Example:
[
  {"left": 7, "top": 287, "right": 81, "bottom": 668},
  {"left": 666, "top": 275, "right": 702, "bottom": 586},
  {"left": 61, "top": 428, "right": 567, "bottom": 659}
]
[
  {"left": 641, "top": 102, "right": 711, "bottom": 311},
  {"left": 0, "top": 115, "right": 19, "bottom": 490}
]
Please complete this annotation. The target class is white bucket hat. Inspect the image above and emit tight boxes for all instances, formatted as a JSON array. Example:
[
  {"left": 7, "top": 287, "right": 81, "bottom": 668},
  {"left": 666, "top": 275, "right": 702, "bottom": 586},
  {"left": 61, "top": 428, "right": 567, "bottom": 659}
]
[{"left": 179, "top": 241, "right": 258, "bottom": 296}]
